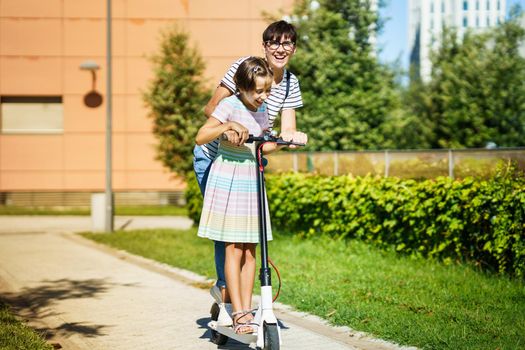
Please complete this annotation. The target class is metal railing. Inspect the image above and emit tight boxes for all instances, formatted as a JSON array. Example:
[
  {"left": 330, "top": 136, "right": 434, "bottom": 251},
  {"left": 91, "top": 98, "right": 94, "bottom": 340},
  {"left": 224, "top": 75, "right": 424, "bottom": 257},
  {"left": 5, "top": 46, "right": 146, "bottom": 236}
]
[{"left": 266, "top": 147, "right": 525, "bottom": 179}]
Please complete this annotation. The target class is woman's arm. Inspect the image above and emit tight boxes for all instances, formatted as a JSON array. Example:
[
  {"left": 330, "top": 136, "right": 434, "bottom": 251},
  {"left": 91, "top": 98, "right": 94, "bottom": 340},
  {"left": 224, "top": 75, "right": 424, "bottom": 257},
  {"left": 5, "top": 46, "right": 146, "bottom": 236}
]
[
  {"left": 262, "top": 109, "right": 307, "bottom": 154},
  {"left": 280, "top": 109, "right": 297, "bottom": 134},
  {"left": 279, "top": 109, "right": 308, "bottom": 147},
  {"left": 195, "top": 117, "right": 248, "bottom": 146}
]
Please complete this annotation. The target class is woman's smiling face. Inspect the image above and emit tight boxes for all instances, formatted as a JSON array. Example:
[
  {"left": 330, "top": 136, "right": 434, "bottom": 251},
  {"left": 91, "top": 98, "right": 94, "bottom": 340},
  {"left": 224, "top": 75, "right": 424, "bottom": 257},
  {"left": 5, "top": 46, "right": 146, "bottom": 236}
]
[{"left": 263, "top": 34, "right": 296, "bottom": 71}]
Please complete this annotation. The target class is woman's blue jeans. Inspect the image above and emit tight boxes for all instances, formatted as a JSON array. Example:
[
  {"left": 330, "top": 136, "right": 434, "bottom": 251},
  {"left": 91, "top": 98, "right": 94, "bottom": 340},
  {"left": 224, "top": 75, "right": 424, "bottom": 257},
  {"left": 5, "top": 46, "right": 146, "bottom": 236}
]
[{"left": 193, "top": 145, "right": 226, "bottom": 289}]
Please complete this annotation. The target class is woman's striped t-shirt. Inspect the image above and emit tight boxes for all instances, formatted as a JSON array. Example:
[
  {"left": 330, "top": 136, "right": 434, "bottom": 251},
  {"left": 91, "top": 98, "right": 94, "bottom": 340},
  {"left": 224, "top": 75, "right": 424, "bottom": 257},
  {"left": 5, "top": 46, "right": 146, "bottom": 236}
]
[{"left": 201, "top": 56, "right": 303, "bottom": 160}]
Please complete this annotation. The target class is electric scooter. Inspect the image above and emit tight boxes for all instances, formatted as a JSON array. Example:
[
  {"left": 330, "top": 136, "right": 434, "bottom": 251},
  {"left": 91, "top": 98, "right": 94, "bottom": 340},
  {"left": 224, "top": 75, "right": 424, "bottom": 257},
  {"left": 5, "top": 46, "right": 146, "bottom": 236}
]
[{"left": 208, "top": 132, "right": 305, "bottom": 350}]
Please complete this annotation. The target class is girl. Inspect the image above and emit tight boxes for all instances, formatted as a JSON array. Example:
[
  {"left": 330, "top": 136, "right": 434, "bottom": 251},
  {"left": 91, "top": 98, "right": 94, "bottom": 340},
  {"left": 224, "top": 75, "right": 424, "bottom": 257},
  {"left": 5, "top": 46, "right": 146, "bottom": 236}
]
[{"left": 195, "top": 57, "right": 278, "bottom": 334}]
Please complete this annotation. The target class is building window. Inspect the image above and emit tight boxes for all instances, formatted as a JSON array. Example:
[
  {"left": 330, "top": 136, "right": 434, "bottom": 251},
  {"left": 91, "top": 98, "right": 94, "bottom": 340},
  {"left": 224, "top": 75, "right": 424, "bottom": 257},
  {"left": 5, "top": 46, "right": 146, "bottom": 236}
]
[
  {"left": 463, "top": 16, "right": 468, "bottom": 27},
  {"left": 497, "top": 1, "right": 501, "bottom": 10},
  {"left": 476, "top": 16, "right": 480, "bottom": 27},
  {"left": 463, "top": 1, "right": 468, "bottom": 10},
  {"left": 431, "top": 1, "right": 434, "bottom": 13},
  {"left": 476, "top": 0, "right": 480, "bottom": 10},
  {"left": 442, "top": 0, "right": 445, "bottom": 12},
  {"left": 0, "top": 96, "right": 63, "bottom": 134},
  {"left": 486, "top": 0, "right": 490, "bottom": 10},
  {"left": 487, "top": 17, "right": 490, "bottom": 26}
]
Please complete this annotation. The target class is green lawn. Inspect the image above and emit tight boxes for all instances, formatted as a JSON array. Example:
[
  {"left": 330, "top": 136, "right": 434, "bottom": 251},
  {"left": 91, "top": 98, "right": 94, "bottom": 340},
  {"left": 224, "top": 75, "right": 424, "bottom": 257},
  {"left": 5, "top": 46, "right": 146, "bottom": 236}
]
[
  {"left": 0, "top": 205, "right": 187, "bottom": 217},
  {"left": 0, "top": 301, "right": 52, "bottom": 350},
  {"left": 82, "top": 228, "right": 525, "bottom": 350}
]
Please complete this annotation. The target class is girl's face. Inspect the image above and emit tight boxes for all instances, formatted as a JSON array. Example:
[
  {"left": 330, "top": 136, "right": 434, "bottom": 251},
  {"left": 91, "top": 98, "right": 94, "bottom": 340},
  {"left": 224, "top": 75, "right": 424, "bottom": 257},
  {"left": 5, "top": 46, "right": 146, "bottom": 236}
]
[
  {"left": 239, "top": 76, "right": 272, "bottom": 111},
  {"left": 263, "top": 34, "right": 296, "bottom": 71}
]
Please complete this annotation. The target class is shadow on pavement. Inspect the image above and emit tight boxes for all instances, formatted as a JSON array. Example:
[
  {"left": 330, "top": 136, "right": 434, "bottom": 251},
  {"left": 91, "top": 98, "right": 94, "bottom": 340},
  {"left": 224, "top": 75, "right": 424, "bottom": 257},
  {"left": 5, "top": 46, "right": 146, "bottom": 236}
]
[{"left": 2, "top": 278, "right": 137, "bottom": 340}]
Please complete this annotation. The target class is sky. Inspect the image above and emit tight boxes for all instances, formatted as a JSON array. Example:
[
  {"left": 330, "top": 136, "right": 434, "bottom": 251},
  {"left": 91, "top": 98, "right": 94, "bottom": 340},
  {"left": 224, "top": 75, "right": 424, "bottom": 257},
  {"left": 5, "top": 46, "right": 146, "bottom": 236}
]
[{"left": 377, "top": 0, "right": 525, "bottom": 71}]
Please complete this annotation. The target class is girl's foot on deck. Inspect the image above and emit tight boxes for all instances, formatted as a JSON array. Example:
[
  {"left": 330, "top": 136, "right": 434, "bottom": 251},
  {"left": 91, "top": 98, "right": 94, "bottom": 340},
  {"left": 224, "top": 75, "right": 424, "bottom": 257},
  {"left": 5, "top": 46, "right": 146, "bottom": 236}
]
[{"left": 232, "top": 310, "right": 257, "bottom": 334}]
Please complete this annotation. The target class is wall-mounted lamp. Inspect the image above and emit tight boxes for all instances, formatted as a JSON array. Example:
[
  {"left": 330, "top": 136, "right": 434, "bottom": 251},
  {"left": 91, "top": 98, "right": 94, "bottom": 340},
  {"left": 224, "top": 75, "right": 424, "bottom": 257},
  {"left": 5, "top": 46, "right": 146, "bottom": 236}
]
[{"left": 79, "top": 60, "right": 103, "bottom": 108}]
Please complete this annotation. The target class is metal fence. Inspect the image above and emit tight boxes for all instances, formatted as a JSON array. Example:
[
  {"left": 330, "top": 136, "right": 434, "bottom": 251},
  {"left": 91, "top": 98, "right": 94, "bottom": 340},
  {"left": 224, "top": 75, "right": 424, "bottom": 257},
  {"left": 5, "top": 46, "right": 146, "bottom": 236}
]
[
  {"left": 2, "top": 148, "right": 523, "bottom": 208},
  {"left": 265, "top": 147, "right": 525, "bottom": 179}
]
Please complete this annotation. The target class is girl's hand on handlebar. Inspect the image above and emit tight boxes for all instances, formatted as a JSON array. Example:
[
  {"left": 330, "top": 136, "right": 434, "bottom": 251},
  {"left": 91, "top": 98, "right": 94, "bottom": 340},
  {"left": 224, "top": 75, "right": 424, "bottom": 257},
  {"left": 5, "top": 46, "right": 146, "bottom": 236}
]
[
  {"left": 223, "top": 130, "right": 240, "bottom": 144},
  {"left": 226, "top": 121, "right": 249, "bottom": 146},
  {"left": 280, "top": 131, "right": 308, "bottom": 148}
]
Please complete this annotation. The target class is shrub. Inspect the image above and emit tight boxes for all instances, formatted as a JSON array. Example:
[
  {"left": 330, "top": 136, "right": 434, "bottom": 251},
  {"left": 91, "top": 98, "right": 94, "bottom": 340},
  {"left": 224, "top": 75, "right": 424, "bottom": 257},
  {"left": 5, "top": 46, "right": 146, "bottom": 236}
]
[
  {"left": 186, "top": 164, "right": 525, "bottom": 277},
  {"left": 185, "top": 171, "right": 202, "bottom": 224}
]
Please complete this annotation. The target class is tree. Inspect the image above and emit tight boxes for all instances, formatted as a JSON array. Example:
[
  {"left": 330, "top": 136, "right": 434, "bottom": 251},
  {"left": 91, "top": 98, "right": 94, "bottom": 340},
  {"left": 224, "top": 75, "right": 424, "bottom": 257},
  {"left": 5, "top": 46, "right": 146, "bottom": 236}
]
[
  {"left": 143, "top": 26, "right": 210, "bottom": 178},
  {"left": 409, "top": 12, "right": 525, "bottom": 148},
  {"left": 287, "top": 0, "right": 400, "bottom": 151},
  {"left": 380, "top": 63, "right": 436, "bottom": 149}
]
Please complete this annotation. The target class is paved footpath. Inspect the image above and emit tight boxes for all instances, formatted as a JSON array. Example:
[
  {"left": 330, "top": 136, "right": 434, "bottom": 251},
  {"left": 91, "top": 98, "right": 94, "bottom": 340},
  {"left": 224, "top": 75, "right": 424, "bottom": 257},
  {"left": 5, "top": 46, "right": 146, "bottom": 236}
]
[{"left": 0, "top": 216, "right": 415, "bottom": 350}]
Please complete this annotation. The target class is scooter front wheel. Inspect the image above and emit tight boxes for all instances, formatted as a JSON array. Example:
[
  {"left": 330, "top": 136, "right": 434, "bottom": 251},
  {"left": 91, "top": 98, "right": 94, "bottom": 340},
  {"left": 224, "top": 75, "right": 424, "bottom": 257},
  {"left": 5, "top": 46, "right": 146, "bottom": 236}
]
[
  {"left": 210, "top": 303, "right": 228, "bottom": 345},
  {"left": 259, "top": 322, "right": 280, "bottom": 350}
]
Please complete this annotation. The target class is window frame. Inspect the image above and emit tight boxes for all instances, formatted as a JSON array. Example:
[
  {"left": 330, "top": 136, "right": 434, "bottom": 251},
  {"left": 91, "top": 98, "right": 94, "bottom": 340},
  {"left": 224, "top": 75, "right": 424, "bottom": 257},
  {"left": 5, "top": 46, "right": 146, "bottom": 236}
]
[{"left": 0, "top": 96, "right": 64, "bottom": 135}]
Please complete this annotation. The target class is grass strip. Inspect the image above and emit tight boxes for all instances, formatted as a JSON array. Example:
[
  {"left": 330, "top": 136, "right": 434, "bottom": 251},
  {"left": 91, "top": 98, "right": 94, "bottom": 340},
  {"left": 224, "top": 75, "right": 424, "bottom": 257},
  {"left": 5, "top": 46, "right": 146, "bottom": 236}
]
[
  {"left": 0, "top": 205, "right": 187, "bottom": 217},
  {"left": 82, "top": 228, "right": 525, "bottom": 350},
  {"left": 0, "top": 301, "right": 52, "bottom": 350}
]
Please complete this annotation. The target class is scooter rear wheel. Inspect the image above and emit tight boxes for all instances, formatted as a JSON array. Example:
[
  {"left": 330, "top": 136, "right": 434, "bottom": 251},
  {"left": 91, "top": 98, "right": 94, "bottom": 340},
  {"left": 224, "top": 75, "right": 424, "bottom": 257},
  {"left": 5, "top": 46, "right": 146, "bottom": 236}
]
[
  {"left": 210, "top": 303, "right": 228, "bottom": 345},
  {"left": 261, "top": 322, "right": 280, "bottom": 350}
]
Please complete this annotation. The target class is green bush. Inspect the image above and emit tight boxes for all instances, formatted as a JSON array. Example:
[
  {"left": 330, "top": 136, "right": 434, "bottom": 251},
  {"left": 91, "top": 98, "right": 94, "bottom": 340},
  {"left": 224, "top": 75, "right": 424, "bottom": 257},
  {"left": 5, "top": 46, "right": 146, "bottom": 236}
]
[
  {"left": 185, "top": 171, "right": 203, "bottom": 224},
  {"left": 186, "top": 164, "right": 525, "bottom": 277}
]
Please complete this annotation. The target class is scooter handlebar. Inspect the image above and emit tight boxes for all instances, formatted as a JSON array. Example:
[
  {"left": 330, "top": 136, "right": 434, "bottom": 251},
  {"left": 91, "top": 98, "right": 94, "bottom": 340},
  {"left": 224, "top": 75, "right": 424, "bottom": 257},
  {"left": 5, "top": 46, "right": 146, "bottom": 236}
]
[{"left": 246, "top": 133, "right": 305, "bottom": 147}]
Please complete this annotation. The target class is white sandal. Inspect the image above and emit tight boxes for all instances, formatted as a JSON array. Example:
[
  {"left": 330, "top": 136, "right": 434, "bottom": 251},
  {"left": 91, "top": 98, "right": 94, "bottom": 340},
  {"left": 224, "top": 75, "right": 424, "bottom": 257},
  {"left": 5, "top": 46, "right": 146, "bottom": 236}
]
[{"left": 231, "top": 310, "right": 258, "bottom": 334}]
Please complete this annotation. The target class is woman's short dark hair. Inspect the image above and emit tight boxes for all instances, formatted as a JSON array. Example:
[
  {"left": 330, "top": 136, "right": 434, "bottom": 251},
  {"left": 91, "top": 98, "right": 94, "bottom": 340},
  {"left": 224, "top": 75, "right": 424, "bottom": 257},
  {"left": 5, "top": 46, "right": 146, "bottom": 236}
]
[
  {"left": 262, "top": 20, "right": 297, "bottom": 43},
  {"left": 234, "top": 57, "right": 273, "bottom": 93}
]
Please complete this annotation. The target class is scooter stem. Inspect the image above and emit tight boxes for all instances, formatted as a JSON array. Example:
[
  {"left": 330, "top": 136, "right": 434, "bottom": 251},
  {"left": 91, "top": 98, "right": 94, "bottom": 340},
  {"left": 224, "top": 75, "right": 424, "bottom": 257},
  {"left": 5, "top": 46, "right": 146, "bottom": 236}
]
[{"left": 256, "top": 142, "right": 271, "bottom": 287}]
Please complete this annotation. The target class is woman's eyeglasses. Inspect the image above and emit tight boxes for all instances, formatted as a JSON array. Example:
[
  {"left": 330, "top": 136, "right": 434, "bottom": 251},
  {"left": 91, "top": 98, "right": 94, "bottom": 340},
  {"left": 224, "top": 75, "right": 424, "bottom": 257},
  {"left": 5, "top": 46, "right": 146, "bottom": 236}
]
[{"left": 264, "top": 40, "right": 295, "bottom": 51}]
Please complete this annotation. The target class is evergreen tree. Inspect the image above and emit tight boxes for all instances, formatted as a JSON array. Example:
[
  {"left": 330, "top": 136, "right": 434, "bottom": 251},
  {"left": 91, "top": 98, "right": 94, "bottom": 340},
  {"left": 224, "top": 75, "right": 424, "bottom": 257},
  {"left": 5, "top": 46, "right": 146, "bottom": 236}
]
[
  {"left": 143, "top": 26, "right": 210, "bottom": 178},
  {"left": 288, "top": 0, "right": 400, "bottom": 151}
]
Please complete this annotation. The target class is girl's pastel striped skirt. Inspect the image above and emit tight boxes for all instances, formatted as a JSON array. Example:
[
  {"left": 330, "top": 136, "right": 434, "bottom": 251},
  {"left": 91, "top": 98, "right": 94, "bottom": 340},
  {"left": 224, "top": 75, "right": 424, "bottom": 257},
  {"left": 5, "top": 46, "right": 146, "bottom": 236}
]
[{"left": 197, "top": 141, "right": 272, "bottom": 243}]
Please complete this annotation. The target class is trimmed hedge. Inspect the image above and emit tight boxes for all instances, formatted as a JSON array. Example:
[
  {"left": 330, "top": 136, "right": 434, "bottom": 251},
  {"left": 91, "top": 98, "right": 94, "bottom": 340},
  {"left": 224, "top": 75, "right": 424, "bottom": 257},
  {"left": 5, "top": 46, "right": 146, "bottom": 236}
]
[
  {"left": 185, "top": 172, "right": 203, "bottom": 225},
  {"left": 186, "top": 165, "right": 525, "bottom": 277}
]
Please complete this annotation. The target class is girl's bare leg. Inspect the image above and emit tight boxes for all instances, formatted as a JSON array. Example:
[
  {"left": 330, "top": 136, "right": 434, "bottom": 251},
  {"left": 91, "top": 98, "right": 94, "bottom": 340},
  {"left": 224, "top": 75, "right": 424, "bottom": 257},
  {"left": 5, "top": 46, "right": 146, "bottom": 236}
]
[
  {"left": 240, "top": 243, "right": 256, "bottom": 315},
  {"left": 225, "top": 242, "right": 254, "bottom": 333},
  {"left": 225, "top": 243, "right": 243, "bottom": 313}
]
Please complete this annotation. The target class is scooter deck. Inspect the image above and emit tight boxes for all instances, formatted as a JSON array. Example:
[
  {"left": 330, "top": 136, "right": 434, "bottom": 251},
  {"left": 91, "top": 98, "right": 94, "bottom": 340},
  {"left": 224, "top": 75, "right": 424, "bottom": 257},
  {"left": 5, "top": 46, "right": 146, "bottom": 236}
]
[{"left": 208, "top": 320, "right": 257, "bottom": 344}]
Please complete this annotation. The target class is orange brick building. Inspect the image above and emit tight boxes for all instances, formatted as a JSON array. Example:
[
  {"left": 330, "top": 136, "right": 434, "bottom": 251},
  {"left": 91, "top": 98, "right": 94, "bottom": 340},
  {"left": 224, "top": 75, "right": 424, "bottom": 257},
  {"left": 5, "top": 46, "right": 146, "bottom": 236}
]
[{"left": 0, "top": 0, "right": 293, "bottom": 205}]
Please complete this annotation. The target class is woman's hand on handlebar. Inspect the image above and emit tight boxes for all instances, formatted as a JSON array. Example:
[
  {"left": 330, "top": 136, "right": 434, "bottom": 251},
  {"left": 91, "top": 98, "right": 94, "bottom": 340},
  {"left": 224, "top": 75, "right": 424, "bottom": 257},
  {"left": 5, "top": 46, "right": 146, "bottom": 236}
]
[
  {"left": 225, "top": 121, "right": 249, "bottom": 146},
  {"left": 280, "top": 130, "right": 308, "bottom": 148}
]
